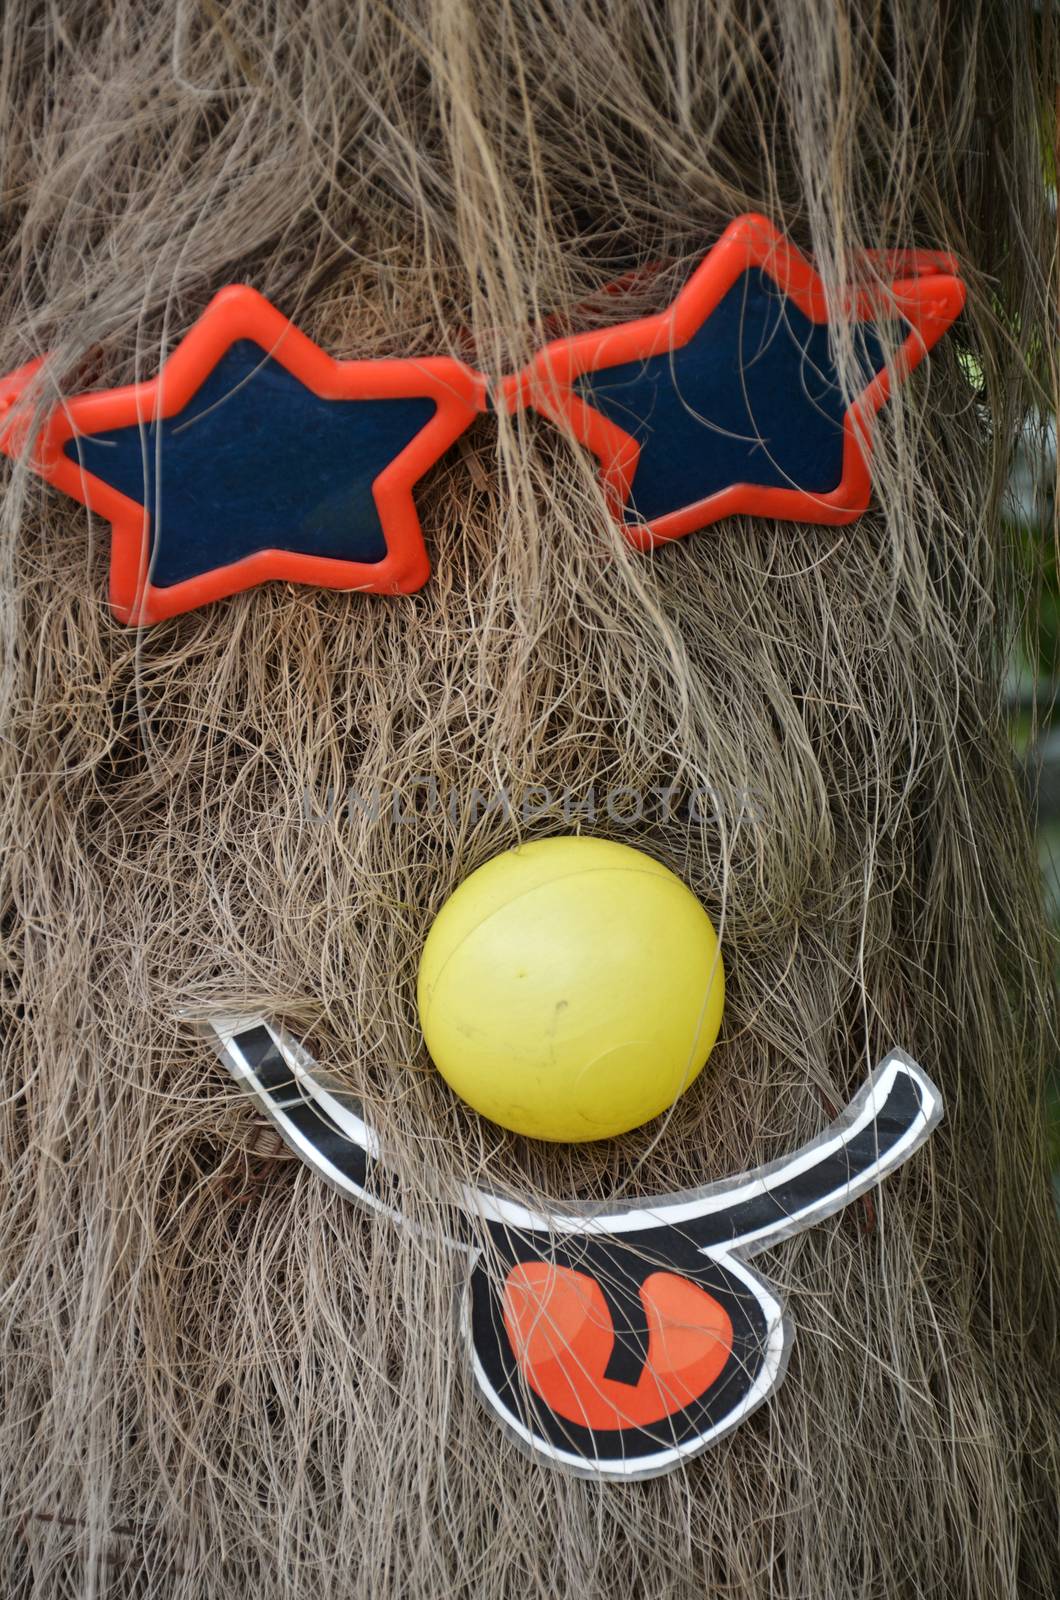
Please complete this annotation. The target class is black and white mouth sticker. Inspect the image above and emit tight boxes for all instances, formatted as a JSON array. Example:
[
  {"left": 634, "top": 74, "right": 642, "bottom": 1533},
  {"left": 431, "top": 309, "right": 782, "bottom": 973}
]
[{"left": 200, "top": 1015, "right": 942, "bottom": 1480}]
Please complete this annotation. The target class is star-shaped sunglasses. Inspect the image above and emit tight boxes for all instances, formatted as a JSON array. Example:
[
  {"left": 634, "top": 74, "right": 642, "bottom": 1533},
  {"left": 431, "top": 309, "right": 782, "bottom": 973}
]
[{"left": 0, "top": 215, "right": 964, "bottom": 625}]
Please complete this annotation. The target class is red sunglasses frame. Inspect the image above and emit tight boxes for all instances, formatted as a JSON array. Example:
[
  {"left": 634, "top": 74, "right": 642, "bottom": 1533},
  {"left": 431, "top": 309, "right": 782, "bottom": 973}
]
[
  {"left": 0, "top": 215, "right": 965, "bottom": 624},
  {"left": 501, "top": 214, "right": 966, "bottom": 548},
  {"left": 0, "top": 288, "right": 488, "bottom": 624}
]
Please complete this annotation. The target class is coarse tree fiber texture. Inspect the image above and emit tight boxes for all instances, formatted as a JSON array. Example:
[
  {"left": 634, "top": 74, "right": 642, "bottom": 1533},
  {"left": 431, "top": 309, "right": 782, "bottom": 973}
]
[{"left": 1, "top": 2, "right": 1059, "bottom": 1597}]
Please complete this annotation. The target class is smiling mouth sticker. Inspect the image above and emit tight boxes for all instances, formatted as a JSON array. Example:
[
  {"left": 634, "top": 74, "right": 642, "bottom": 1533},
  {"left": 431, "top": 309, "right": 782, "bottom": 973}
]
[{"left": 199, "top": 1015, "right": 942, "bottom": 1480}]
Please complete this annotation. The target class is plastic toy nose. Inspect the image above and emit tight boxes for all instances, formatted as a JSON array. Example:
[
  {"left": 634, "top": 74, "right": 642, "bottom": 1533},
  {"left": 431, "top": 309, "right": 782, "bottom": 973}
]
[{"left": 502, "top": 1262, "right": 733, "bottom": 1430}]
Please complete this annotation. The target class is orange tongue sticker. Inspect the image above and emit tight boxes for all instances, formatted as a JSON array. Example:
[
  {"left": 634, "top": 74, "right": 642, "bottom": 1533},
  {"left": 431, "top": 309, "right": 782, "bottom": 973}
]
[{"left": 502, "top": 1263, "right": 733, "bottom": 1430}]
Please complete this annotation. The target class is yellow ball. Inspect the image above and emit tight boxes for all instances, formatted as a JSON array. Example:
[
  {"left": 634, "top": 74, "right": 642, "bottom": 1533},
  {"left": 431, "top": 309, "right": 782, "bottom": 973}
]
[{"left": 416, "top": 836, "right": 724, "bottom": 1142}]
